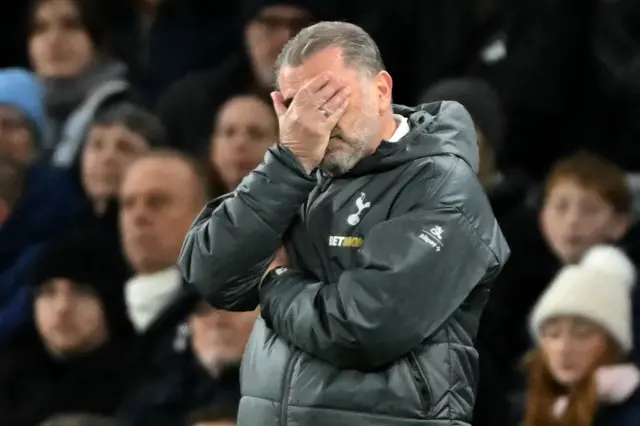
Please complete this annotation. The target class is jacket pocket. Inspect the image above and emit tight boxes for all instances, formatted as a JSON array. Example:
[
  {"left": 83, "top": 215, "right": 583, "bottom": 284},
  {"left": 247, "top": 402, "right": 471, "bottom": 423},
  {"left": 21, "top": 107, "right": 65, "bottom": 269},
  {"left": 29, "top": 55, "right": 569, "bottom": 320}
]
[{"left": 406, "top": 351, "right": 432, "bottom": 412}]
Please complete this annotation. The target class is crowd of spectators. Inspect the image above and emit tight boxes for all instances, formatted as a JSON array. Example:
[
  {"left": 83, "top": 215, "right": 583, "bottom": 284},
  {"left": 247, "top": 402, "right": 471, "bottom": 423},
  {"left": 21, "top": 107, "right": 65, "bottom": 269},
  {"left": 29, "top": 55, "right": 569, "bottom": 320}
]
[{"left": 1, "top": 0, "right": 640, "bottom": 425}]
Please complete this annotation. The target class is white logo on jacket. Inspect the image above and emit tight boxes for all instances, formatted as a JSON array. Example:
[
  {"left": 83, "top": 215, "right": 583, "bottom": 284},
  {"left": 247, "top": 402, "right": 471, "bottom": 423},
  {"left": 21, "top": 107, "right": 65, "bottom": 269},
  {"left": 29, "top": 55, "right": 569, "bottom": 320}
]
[
  {"left": 419, "top": 226, "right": 444, "bottom": 251},
  {"left": 347, "top": 193, "right": 371, "bottom": 226}
]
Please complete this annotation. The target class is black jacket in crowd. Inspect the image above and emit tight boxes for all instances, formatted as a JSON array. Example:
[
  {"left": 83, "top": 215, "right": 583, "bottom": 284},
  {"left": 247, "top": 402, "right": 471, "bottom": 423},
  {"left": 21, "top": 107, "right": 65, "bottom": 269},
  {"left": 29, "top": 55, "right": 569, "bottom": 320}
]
[{"left": 179, "top": 102, "right": 510, "bottom": 426}]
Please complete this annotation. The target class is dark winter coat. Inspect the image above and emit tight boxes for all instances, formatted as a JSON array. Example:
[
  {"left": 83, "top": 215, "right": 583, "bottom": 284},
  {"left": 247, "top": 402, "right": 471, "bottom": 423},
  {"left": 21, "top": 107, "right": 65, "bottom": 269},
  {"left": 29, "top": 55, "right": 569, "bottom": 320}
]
[{"left": 179, "top": 102, "right": 510, "bottom": 426}]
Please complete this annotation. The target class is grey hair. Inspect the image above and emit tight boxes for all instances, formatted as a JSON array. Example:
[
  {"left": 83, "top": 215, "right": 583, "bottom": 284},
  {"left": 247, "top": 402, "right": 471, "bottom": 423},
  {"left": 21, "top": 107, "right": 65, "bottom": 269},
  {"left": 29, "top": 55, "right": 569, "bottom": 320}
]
[{"left": 274, "top": 21, "right": 385, "bottom": 89}]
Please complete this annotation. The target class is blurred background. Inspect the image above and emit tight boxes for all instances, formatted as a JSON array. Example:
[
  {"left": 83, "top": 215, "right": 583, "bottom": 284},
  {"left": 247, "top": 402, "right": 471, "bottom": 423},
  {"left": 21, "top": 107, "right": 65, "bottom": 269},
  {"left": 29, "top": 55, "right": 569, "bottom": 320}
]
[{"left": 1, "top": 0, "right": 640, "bottom": 425}]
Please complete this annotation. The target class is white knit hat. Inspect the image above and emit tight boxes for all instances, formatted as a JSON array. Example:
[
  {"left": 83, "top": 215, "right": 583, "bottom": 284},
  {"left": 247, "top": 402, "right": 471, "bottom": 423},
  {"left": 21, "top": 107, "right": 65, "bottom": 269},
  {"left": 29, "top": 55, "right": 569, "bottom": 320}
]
[{"left": 530, "top": 245, "right": 637, "bottom": 352}]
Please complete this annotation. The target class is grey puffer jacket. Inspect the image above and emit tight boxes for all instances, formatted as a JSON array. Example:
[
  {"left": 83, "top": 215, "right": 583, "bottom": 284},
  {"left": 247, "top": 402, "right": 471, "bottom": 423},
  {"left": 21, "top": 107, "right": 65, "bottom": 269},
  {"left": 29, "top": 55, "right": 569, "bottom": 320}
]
[{"left": 179, "top": 101, "right": 510, "bottom": 426}]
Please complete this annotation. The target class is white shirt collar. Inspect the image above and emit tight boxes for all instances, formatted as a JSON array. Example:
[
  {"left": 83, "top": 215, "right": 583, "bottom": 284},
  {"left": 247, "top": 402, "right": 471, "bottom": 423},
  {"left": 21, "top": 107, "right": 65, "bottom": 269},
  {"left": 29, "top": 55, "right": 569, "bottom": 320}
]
[{"left": 387, "top": 114, "right": 410, "bottom": 142}]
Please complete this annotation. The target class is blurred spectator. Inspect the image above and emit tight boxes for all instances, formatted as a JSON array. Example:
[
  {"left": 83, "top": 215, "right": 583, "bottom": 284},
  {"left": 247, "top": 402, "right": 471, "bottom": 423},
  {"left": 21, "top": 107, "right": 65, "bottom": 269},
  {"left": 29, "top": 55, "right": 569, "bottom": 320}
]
[
  {"left": 0, "top": 233, "right": 137, "bottom": 426},
  {"left": 40, "top": 414, "right": 119, "bottom": 426},
  {"left": 41, "top": 413, "right": 122, "bottom": 426},
  {"left": 0, "top": 155, "right": 83, "bottom": 342},
  {"left": 76, "top": 102, "right": 165, "bottom": 250},
  {"left": 478, "top": 152, "right": 633, "bottom": 395},
  {"left": 0, "top": 68, "right": 47, "bottom": 164},
  {"left": 476, "top": 0, "right": 591, "bottom": 180},
  {"left": 187, "top": 404, "right": 238, "bottom": 426},
  {"left": 422, "top": 77, "right": 522, "bottom": 426},
  {"left": 208, "top": 91, "right": 277, "bottom": 196},
  {"left": 117, "top": 299, "right": 252, "bottom": 426},
  {"left": 571, "top": 0, "right": 640, "bottom": 173},
  {"left": 106, "top": 0, "right": 240, "bottom": 100},
  {"left": 420, "top": 77, "right": 532, "bottom": 223},
  {"left": 28, "top": 0, "right": 139, "bottom": 167},
  {"left": 119, "top": 150, "right": 207, "bottom": 370},
  {"left": 518, "top": 246, "right": 640, "bottom": 426},
  {"left": 0, "top": 3, "right": 30, "bottom": 69},
  {"left": 156, "top": 0, "right": 323, "bottom": 154},
  {"left": 340, "top": 0, "right": 475, "bottom": 106}
]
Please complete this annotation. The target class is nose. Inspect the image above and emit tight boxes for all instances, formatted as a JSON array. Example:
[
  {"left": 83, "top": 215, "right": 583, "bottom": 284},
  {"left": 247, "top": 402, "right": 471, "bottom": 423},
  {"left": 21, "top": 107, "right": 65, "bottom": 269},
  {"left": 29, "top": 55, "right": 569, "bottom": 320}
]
[
  {"left": 126, "top": 201, "right": 152, "bottom": 229},
  {"left": 229, "top": 134, "right": 251, "bottom": 154},
  {"left": 52, "top": 293, "right": 73, "bottom": 316},
  {"left": 44, "top": 27, "right": 65, "bottom": 48},
  {"left": 565, "top": 207, "right": 582, "bottom": 230},
  {"left": 100, "top": 144, "right": 120, "bottom": 166}
]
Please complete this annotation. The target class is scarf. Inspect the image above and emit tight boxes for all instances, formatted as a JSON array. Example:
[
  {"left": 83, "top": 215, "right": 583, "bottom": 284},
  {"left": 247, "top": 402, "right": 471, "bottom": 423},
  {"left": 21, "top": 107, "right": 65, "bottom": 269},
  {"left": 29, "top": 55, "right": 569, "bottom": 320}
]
[
  {"left": 124, "top": 266, "right": 182, "bottom": 333},
  {"left": 552, "top": 364, "right": 640, "bottom": 418},
  {"left": 44, "top": 57, "right": 128, "bottom": 121}
]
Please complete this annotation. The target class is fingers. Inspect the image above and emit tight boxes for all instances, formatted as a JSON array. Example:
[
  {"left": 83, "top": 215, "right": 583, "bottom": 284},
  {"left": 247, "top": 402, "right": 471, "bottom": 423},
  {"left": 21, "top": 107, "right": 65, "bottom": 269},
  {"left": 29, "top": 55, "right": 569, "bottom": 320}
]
[
  {"left": 271, "top": 91, "right": 287, "bottom": 118},
  {"left": 296, "top": 73, "right": 346, "bottom": 109},
  {"left": 312, "top": 80, "right": 346, "bottom": 109},
  {"left": 324, "top": 97, "right": 349, "bottom": 128},
  {"left": 303, "top": 72, "right": 331, "bottom": 94},
  {"left": 321, "top": 87, "right": 350, "bottom": 117}
]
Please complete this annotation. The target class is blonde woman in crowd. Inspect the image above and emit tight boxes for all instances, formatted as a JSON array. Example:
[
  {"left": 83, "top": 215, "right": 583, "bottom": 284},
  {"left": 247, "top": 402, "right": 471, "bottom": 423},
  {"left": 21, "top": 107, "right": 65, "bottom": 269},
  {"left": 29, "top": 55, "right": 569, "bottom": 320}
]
[{"left": 520, "top": 245, "right": 640, "bottom": 426}]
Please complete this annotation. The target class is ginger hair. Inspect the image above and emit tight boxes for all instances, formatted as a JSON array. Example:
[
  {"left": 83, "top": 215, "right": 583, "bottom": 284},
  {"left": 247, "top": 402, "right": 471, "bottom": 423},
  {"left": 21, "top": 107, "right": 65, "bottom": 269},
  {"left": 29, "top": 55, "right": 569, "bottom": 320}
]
[
  {"left": 544, "top": 152, "right": 631, "bottom": 216},
  {"left": 522, "top": 338, "right": 622, "bottom": 426}
]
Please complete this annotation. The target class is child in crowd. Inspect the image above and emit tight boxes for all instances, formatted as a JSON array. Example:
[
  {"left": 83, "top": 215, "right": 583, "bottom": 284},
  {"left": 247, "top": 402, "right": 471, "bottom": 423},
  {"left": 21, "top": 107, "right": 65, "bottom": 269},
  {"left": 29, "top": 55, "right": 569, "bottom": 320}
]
[
  {"left": 80, "top": 102, "right": 165, "bottom": 216},
  {"left": 539, "top": 153, "right": 630, "bottom": 265},
  {"left": 520, "top": 245, "right": 640, "bottom": 426},
  {"left": 478, "top": 152, "right": 634, "bottom": 395},
  {"left": 76, "top": 102, "right": 166, "bottom": 246}
]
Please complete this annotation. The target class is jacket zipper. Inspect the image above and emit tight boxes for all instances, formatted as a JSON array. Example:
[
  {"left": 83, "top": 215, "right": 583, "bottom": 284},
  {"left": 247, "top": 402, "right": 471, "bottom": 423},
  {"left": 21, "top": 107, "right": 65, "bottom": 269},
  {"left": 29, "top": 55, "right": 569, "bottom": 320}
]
[
  {"left": 407, "top": 351, "right": 431, "bottom": 413},
  {"left": 303, "top": 170, "right": 333, "bottom": 277},
  {"left": 304, "top": 170, "right": 332, "bottom": 221},
  {"left": 280, "top": 351, "right": 302, "bottom": 426}
]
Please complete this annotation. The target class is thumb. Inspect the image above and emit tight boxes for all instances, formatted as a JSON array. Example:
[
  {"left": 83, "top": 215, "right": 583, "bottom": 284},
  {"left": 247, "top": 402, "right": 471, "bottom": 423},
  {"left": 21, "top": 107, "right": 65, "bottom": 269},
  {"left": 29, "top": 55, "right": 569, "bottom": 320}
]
[{"left": 271, "top": 91, "right": 286, "bottom": 117}]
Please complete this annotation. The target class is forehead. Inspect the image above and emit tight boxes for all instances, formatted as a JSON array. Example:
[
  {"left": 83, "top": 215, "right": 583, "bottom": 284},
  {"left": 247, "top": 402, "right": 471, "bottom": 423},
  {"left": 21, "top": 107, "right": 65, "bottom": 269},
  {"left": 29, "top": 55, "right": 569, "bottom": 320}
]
[
  {"left": 547, "top": 179, "right": 604, "bottom": 200},
  {"left": 259, "top": 4, "right": 310, "bottom": 19},
  {"left": 37, "top": 0, "right": 77, "bottom": 17},
  {"left": 544, "top": 316, "right": 595, "bottom": 329},
  {"left": 278, "top": 47, "right": 361, "bottom": 100},
  {"left": 40, "top": 278, "right": 96, "bottom": 295},
  {"left": 122, "top": 157, "right": 195, "bottom": 195},
  {"left": 0, "top": 105, "right": 27, "bottom": 120},
  {"left": 90, "top": 123, "right": 146, "bottom": 142},
  {"left": 219, "top": 96, "right": 271, "bottom": 121}
]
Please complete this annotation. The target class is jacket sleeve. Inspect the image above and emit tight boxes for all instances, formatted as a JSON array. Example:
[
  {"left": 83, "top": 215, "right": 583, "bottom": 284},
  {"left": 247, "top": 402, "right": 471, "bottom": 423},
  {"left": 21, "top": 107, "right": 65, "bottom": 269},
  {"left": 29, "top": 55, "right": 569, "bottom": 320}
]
[
  {"left": 260, "top": 164, "right": 505, "bottom": 369},
  {"left": 178, "top": 146, "right": 317, "bottom": 311}
]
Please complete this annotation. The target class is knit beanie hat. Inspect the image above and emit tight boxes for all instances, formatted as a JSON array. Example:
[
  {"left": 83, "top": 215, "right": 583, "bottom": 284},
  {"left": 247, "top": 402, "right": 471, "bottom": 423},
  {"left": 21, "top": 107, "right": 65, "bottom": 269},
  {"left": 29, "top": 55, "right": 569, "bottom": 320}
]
[
  {"left": 419, "top": 78, "right": 505, "bottom": 152},
  {"left": 0, "top": 68, "right": 47, "bottom": 141},
  {"left": 241, "top": 0, "right": 331, "bottom": 23},
  {"left": 32, "top": 232, "right": 133, "bottom": 338},
  {"left": 530, "top": 245, "right": 636, "bottom": 352}
]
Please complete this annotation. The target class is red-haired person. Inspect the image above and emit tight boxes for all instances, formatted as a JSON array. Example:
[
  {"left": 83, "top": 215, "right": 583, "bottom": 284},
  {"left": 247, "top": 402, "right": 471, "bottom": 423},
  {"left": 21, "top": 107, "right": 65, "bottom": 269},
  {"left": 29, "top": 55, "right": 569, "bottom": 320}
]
[{"left": 519, "top": 245, "right": 640, "bottom": 426}]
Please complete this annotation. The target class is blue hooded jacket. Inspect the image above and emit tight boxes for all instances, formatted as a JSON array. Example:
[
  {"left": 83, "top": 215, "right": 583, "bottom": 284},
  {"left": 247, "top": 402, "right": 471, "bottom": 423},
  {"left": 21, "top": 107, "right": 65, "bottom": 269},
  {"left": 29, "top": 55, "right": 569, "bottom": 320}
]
[
  {"left": 0, "top": 164, "right": 84, "bottom": 340},
  {"left": 0, "top": 68, "right": 46, "bottom": 142}
]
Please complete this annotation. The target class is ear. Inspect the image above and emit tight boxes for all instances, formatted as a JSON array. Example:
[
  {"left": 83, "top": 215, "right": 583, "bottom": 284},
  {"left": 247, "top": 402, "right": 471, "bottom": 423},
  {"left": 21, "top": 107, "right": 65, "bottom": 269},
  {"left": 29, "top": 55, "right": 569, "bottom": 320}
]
[
  {"left": 374, "top": 71, "right": 393, "bottom": 113},
  {"left": 610, "top": 213, "right": 630, "bottom": 241}
]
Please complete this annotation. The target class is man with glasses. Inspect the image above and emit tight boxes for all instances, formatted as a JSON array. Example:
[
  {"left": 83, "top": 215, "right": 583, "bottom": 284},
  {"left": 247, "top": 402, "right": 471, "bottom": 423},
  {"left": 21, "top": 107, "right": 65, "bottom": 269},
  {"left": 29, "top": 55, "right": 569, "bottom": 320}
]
[{"left": 157, "top": 0, "right": 327, "bottom": 154}]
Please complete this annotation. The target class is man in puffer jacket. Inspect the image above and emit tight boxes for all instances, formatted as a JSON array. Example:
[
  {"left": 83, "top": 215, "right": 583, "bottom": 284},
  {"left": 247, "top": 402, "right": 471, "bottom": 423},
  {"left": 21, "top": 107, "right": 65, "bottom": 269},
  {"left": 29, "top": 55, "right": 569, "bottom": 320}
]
[{"left": 179, "top": 21, "right": 510, "bottom": 426}]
